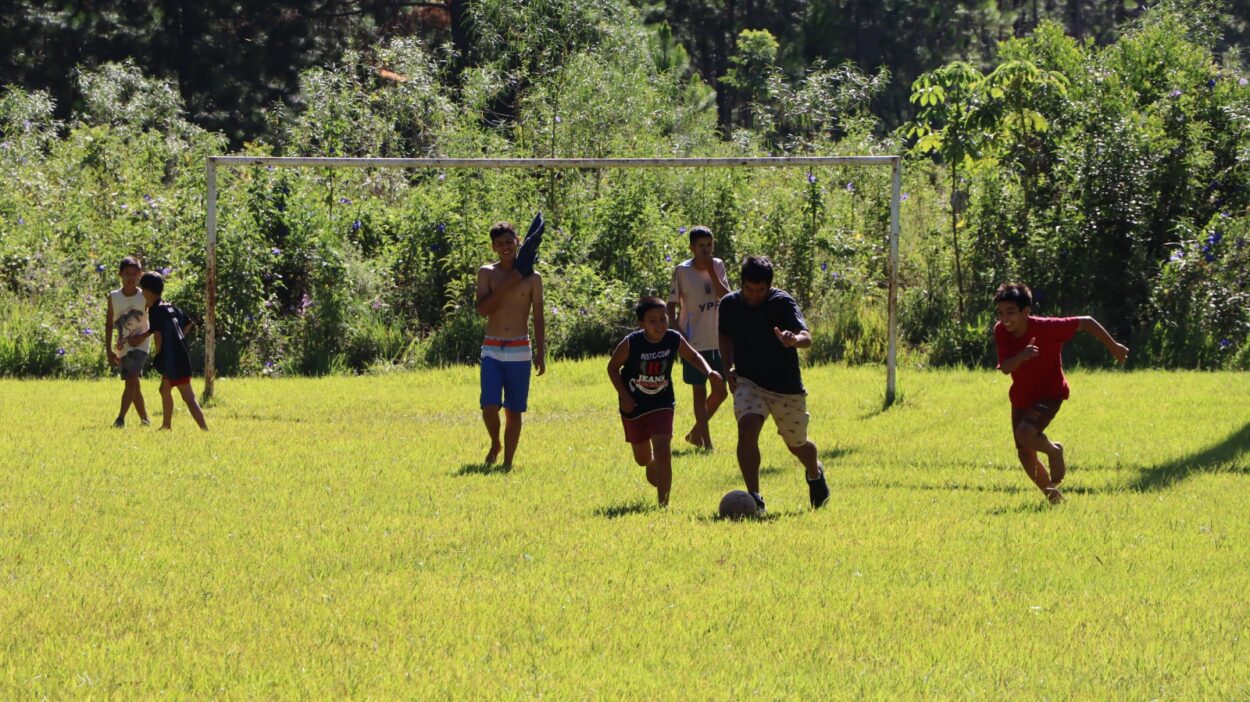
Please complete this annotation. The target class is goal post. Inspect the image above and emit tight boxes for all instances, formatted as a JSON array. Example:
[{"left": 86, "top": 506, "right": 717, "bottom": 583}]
[{"left": 204, "top": 156, "right": 902, "bottom": 403}]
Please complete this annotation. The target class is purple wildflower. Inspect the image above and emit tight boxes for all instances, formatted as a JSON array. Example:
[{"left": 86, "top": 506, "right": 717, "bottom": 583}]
[
  {"left": 821, "top": 262, "right": 828, "bottom": 272},
  {"left": 298, "top": 293, "right": 314, "bottom": 315},
  {"left": 22, "top": 120, "right": 31, "bottom": 132},
  {"left": 1169, "top": 89, "right": 1183, "bottom": 98},
  {"left": 901, "top": 192, "right": 910, "bottom": 202},
  {"left": 160, "top": 267, "right": 172, "bottom": 276},
  {"left": 351, "top": 219, "right": 362, "bottom": 233},
  {"left": 665, "top": 254, "right": 672, "bottom": 262},
  {"left": 56, "top": 347, "right": 66, "bottom": 356},
  {"left": 846, "top": 182, "right": 855, "bottom": 192},
  {"left": 17, "top": 216, "right": 24, "bottom": 225},
  {"left": 1219, "top": 338, "right": 1233, "bottom": 349},
  {"left": 1170, "top": 250, "right": 1185, "bottom": 263},
  {"left": 264, "top": 361, "right": 274, "bottom": 368},
  {"left": 270, "top": 247, "right": 282, "bottom": 255},
  {"left": 338, "top": 197, "right": 351, "bottom": 205},
  {"left": 264, "top": 300, "right": 274, "bottom": 308},
  {"left": 95, "top": 264, "right": 105, "bottom": 273},
  {"left": 370, "top": 298, "right": 385, "bottom": 311},
  {"left": 436, "top": 223, "right": 446, "bottom": 234},
  {"left": 1208, "top": 78, "right": 1217, "bottom": 89},
  {"left": 807, "top": 173, "right": 816, "bottom": 184},
  {"left": 1241, "top": 78, "right": 1249, "bottom": 87},
  {"left": 678, "top": 226, "right": 687, "bottom": 235},
  {"left": 555, "top": 115, "right": 562, "bottom": 124},
  {"left": 437, "top": 173, "right": 446, "bottom": 182},
  {"left": 81, "top": 328, "right": 94, "bottom": 336}
]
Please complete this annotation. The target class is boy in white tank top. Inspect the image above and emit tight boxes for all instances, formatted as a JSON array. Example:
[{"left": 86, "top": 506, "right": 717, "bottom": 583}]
[{"left": 105, "top": 256, "right": 150, "bottom": 427}]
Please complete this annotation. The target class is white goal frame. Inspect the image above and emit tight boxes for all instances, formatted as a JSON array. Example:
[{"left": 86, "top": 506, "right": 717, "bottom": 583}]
[{"left": 204, "top": 156, "right": 902, "bottom": 403}]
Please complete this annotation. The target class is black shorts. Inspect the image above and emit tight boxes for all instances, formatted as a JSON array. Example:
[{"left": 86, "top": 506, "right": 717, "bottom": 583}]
[{"left": 1012, "top": 398, "right": 1063, "bottom": 447}]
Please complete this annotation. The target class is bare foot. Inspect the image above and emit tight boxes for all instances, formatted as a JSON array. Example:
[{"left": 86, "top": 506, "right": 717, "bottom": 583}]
[
  {"left": 684, "top": 430, "right": 704, "bottom": 449},
  {"left": 1049, "top": 443, "right": 1066, "bottom": 485},
  {"left": 1044, "top": 485, "right": 1064, "bottom": 505},
  {"left": 485, "top": 443, "right": 502, "bottom": 465}
]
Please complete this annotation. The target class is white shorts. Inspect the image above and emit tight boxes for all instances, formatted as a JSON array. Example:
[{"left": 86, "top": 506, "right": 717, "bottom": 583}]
[{"left": 732, "top": 376, "right": 810, "bottom": 448}]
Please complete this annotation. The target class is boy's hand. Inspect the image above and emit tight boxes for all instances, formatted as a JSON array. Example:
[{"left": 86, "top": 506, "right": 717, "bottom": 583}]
[
  {"left": 107, "top": 349, "right": 119, "bottom": 366},
  {"left": 534, "top": 353, "right": 546, "bottom": 376},
  {"left": 725, "top": 369, "right": 738, "bottom": 393},
  {"left": 1019, "top": 337, "right": 1039, "bottom": 362},
  {"left": 773, "top": 326, "right": 800, "bottom": 348},
  {"left": 1110, "top": 342, "right": 1129, "bottom": 364},
  {"left": 619, "top": 393, "right": 636, "bottom": 414}
]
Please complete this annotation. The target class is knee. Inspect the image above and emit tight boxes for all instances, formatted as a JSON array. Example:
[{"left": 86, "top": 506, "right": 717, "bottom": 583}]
[{"left": 1013, "top": 425, "right": 1036, "bottom": 447}]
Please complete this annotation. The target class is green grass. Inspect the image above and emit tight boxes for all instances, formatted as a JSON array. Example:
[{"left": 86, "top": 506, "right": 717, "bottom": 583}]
[{"left": 2, "top": 362, "right": 1249, "bottom": 698}]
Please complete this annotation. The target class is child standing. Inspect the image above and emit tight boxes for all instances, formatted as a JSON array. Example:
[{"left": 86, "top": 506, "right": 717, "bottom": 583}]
[
  {"left": 608, "top": 296, "right": 725, "bottom": 506},
  {"left": 104, "top": 256, "right": 150, "bottom": 427},
  {"left": 993, "top": 282, "right": 1128, "bottom": 503},
  {"left": 666, "top": 225, "right": 731, "bottom": 450},
  {"left": 128, "top": 271, "right": 208, "bottom": 431}
]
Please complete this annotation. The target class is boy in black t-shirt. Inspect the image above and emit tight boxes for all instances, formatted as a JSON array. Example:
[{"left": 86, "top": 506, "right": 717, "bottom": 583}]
[
  {"left": 607, "top": 296, "right": 724, "bottom": 506},
  {"left": 718, "top": 255, "right": 828, "bottom": 512},
  {"left": 126, "top": 272, "right": 208, "bottom": 431}
]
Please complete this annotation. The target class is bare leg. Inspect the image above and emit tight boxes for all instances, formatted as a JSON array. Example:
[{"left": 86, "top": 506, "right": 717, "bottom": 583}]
[
  {"left": 646, "top": 435, "right": 672, "bottom": 506},
  {"left": 481, "top": 406, "right": 502, "bottom": 464},
  {"left": 736, "top": 414, "right": 765, "bottom": 494},
  {"left": 706, "top": 380, "right": 728, "bottom": 420},
  {"left": 786, "top": 440, "right": 822, "bottom": 479},
  {"left": 159, "top": 379, "right": 174, "bottom": 430},
  {"left": 502, "top": 408, "right": 523, "bottom": 470},
  {"left": 176, "top": 383, "right": 208, "bottom": 430},
  {"left": 686, "top": 384, "right": 710, "bottom": 449},
  {"left": 130, "top": 375, "right": 148, "bottom": 422},
  {"left": 1015, "top": 423, "right": 1063, "bottom": 496},
  {"left": 118, "top": 381, "right": 134, "bottom": 421}
]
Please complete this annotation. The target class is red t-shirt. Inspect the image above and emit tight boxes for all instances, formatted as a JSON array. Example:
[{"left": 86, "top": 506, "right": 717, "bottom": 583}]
[{"left": 994, "top": 316, "right": 1080, "bottom": 408}]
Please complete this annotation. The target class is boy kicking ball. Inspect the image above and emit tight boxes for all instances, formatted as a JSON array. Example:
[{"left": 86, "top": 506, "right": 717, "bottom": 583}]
[
  {"left": 608, "top": 296, "right": 724, "bottom": 507},
  {"left": 993, "top": 282, "right": 1128, "bottom": 504}
]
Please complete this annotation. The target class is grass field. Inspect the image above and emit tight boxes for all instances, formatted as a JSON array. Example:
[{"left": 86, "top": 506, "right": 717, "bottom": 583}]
[{"left": 2, "top": 361, "right": 1249, "bottom": 698}]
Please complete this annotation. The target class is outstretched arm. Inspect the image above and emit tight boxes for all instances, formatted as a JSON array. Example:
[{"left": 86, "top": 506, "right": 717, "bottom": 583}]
[{"left": 1078, "top": 317, "right": 1129, "bottom": 363}]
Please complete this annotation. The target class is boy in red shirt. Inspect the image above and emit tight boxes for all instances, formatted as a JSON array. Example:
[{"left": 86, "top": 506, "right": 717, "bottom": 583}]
[{"left": 994, "top": 283, "right": 1129, "bottom": 504}]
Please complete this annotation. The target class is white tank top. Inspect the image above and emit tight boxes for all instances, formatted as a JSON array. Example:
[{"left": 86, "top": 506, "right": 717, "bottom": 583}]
[{"left": 110, "top": 288, "right": 151, "bottom": 354}]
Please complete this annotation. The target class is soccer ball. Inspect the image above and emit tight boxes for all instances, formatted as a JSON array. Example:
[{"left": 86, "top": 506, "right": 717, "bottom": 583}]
[{"left": 719, "top": 490, "right": 758, "bottom": 520}]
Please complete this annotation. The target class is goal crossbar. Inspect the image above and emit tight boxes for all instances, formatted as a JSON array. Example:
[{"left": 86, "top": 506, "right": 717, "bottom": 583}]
[{"left": 204, "top": 155, "right": 902, "bottom": 403}]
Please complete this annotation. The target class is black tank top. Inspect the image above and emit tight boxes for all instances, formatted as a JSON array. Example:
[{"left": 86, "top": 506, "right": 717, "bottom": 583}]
[{"left": 621, "top": 329, "right": 681, "bottom": 419}]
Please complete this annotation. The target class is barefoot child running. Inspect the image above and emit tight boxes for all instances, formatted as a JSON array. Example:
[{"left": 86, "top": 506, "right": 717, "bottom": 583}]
[
  {"left": 994, "top": 282, "right": 1128, "bottom": 504},
  {"left": 128, "top": 271, "right": 208, "bottom": 431},
  {"left": 608, "top": 296, "right": 725, "bottom": 507},
  {"left": 666, "top": 225, "right": 730, "bottom": 450}
]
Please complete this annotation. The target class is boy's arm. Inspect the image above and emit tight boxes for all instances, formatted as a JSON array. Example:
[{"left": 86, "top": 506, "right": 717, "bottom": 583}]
[
  {"left": 475, "top": 266, "right": 522, "bottom": 317},
  {"left": 150, "top": 330, "right": 162, "bottom": 356},
  {"left": 606, "top": 338, "right": 635, "bottom": 412},
  {"left": 772, "top": 326, "right": 812, "bottom": 349},
  {"left": 709, "top": 259, "right": 730, "bottom": 299},
  {"left": 531, "top": 274, "right": 546, "bottom": 376},
  {"left": 718, "top": 332, "right": 737, "bottom": 392},
  {"left": 105, "top": 297, "right": 118, "bottom": 364},
  {"left": 998, "top": 338, "right": 1038, "bottom": 374},
  {"left": 1078, "top": 317, "right": 1129, "bottom": 363},
  {"left": 666, "top": 267, "right": 681, "bottom": 327}
]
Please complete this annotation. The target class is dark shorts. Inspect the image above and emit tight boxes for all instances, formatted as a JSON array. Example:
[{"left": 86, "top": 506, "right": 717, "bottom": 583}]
[
  {"left": 116, "top": 351, "right": 148, "bottom": 379},
  {"left": 166, "top": 376, "right": 192, "bottom": 388},
  {"left": 622, "top": 409, "right": 674, "bottom": 444},
  {"left": 1012, "top": 398, "right": 1063, "bottom": 447},
  {"left": 681, "top": 349, "right": 723, "bottom": 385}
]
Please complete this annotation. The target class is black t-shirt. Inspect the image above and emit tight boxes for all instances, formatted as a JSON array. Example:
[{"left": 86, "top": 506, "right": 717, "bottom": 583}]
[
  {"left": 148, "top": 301, "right": 193, "bottom": 379},
  {"left": 718, "top": 288, "right": 808, "bottom": 395},
  {"left": 620, "top": 329, "right": 681, "bottom": 419}
]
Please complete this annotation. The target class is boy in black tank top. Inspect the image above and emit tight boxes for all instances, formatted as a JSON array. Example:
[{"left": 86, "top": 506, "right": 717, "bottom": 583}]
[{"left": 607, "top": 297, "right": 725, "bottom": 506}]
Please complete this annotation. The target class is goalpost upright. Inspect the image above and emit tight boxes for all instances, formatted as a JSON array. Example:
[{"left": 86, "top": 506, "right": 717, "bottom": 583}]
[{"left": 204, "top": 156, "right": 902, "bottom": 404}]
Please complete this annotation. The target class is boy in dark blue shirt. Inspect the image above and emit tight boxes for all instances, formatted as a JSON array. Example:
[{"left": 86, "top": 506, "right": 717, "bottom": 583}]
[
  {"left": 125, "top": 272, "right": 208, "bottom": 431},
  {"left": 608, "top": 296, "right": 724, "bottom": 506}
]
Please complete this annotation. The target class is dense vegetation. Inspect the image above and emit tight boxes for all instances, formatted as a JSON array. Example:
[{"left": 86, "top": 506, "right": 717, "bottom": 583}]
[{"left": 2, "top": 0, "right": 1249, "bottom": 376}]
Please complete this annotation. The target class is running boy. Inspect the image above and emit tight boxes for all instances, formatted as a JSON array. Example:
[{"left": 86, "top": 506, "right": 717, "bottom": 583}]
[
  {"left": 666, "top": 225, "right": 730, "bottom": 450},
  {"left": 127, "top": 271, "right": 208, "bottom": 431},
  {"left": 608, "top": 296, "right": 725, "bottom": 506},
  {"left": 994, "top": 282, "right": 1128, "bottom": 503},
  {"left": 475, "top": 216, "right": 545, "bottom": 470},
  {"left": 104, "top": 256, "right": 150, "bottom": 427}
]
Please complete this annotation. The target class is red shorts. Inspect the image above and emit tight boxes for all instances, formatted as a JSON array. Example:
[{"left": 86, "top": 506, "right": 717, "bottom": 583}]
[
  {"left": 621, "top": 409, "right": 674, "bottom": 444},
  {"left": 166, "top": 376, "right": 192, "bottom": 388}
]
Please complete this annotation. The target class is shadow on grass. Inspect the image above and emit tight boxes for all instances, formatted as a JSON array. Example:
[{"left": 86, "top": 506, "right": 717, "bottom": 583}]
[
  {"left": 851, "top": 479, "right": 1102, "bottom": 498},
  {"left": 1128, "top": 422, "right": 1250, "bottom": 492},
  {"left": 455, "top": 462, "right": 512, "bottom": 476},
  {"left": 819, "top": 446, "right": 854, "bottom": 462},
  {"left": 593, "top": 499, "right": 655, "bottom": 519}
]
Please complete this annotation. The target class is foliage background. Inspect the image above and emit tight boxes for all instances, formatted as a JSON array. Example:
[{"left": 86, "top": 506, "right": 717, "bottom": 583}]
[{"left": 2, "top": 0, "right": 1250, "bottom": 376}]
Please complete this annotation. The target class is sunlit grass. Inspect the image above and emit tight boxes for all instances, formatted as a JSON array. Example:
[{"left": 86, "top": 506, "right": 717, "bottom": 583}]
[{"left": 2, "top": 362, "right": 1248, "bottom": 697}]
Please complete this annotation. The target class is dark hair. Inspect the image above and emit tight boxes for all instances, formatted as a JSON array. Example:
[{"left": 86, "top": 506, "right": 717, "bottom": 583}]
[
  {"left": 489, "top": 221, "right": 517, "bottom": 241},
  {"left": 634, "top": 295, "right": 667, "bottom": 321},
  {"left": 139, "top": 271, "right": 165, "bottom": 298},
  {"left": 994, "top": 282, "right": 1032, "bottom": 310},
  {"left": 119, "top": 256, "right": 141, "bottom": 273},
  {"left": 740, "top": 255, "right": 774, "bottom": 285},
  {"left": 688, "top": 225, "right": 713, "bottom": 245}
]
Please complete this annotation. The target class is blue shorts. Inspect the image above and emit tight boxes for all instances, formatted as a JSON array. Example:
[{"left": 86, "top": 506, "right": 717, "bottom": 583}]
[
  {"left": 480, "top": 338, "right": 532, "bottom": 412},
  {"left": 681, "top": 349, "right": 723, "bottom": 385}
]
